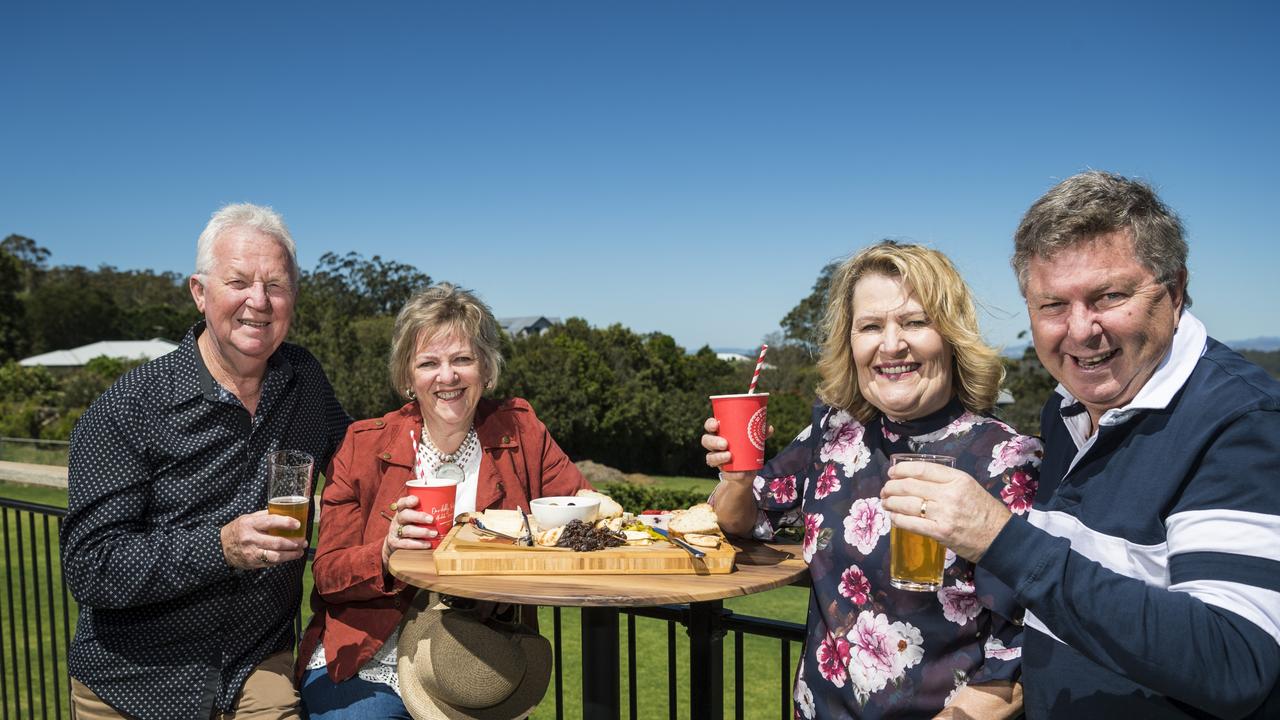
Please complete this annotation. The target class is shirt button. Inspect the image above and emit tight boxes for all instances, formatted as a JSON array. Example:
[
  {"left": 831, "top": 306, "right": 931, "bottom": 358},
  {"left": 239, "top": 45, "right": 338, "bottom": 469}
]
[
  {"left": 501, "top": 435, "right": 511, "bottom": 444},
  {"left": 380, "top": 452, "right": 392, "bottom": 461},
  {"left": 374, "top": 420, "right": 385, "bottom": 427}
]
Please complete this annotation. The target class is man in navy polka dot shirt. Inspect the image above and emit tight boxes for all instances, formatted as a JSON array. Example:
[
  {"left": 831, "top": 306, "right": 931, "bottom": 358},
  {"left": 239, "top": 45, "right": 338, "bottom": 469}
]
[{"left": 61, "top": 203, "right": 351, "bottom": 719}]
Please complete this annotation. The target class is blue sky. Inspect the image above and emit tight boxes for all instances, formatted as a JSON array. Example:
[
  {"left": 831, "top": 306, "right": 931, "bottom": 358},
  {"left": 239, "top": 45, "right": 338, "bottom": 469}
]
[{"left": 3, "top": 2, "right": 1277, "bottom": 352}]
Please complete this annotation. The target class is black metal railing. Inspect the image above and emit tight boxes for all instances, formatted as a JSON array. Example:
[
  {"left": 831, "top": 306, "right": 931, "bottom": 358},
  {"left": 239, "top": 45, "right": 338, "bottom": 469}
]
[{"left": 1, "top": 497, "right": 805, "bottom": 719}]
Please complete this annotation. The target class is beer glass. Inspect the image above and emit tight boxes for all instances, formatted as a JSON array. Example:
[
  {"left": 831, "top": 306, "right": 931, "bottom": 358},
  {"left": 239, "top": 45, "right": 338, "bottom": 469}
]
[
  {"left": 267, "top": 450, "right": 314, "bottom": 539},
  {"left": 889, "top": 453, "right": 953, "bottom": 591}
]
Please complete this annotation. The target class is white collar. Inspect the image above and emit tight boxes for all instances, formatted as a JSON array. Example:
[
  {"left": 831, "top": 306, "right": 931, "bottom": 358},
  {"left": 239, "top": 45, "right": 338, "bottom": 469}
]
[{"left": 1054, "top": 311, "right": 1207, "bottom": 428}]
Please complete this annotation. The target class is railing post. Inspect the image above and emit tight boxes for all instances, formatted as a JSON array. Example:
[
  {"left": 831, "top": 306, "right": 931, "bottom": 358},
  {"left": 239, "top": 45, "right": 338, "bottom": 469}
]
[{"left": 688, "top": 600, "right": 725, "bottom": 719}]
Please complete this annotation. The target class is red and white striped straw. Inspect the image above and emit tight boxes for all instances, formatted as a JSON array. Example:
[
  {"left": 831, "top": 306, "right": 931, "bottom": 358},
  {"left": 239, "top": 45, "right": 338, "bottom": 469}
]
[{"left": 748, "top": 343, "right": 769, "bottom": 394}]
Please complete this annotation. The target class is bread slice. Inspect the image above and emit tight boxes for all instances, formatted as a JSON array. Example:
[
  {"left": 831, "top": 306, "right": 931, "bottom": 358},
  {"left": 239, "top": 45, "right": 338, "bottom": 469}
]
[
  {"left": 535, "top": 525, "right": 565, "bottom": 547},
  {"left": 668, "top": 503, "right": 720, "bottom": 535},
  {"left": 577, "top": 489, "right": 624, "bottom": 518},
  {"left": 682, "top": 533, "right": 721, "bottom": 549}
]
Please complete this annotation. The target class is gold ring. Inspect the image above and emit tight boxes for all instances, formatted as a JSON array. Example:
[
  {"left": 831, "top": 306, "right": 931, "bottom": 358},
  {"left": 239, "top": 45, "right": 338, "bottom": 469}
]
[
  {"left": 260, "top": 549, "right": 269, "bottom": 564},
  {"left": 919, "top": 499, "right": 928, "bottom": 518},
  {"left": 396, "top": 525, "right": 404, "bottom": 538}
]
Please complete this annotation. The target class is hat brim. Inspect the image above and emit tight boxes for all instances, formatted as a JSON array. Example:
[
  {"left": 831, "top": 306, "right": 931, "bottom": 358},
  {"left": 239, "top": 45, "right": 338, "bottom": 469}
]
[{"left": 398, "top": 596, "right": 552, "bottom": 720}]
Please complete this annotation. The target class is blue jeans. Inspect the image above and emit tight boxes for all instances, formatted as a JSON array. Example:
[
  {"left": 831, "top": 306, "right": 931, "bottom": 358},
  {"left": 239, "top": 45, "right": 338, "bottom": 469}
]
[{"left": 300, "top": 666, "right": 411, "bottom": 720}]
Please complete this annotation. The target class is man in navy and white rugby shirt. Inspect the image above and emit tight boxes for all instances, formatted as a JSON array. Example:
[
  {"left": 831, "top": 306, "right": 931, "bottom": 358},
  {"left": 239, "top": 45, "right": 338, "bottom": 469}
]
[{"left": 882, "top": 171, "right": 1280, "bottom": 719}]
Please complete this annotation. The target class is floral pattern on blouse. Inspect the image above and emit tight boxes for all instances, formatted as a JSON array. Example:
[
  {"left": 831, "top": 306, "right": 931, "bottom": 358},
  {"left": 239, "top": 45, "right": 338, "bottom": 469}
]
[{"left": 751, "top": 398, "right": 1042, "bottom": 719}]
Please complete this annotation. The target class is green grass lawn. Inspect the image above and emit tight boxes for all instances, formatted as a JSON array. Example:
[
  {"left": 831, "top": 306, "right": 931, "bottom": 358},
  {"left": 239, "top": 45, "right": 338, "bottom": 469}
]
[
  {"left": 0, "top": 443, "right": 70, "bottom": 466},
  {"left": 2, "top": 477, "right": 808, "bottom": 719}
]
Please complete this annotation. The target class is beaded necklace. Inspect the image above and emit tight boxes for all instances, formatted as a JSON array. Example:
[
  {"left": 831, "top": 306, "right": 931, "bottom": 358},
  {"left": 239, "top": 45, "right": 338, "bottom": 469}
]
[{"left": 410, "top": 426, "right": 479, "bottom": 483}]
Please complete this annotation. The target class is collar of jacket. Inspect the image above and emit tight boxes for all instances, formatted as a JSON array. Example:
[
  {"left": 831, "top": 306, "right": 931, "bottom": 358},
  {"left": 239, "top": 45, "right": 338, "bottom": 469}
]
[{"left": 376, "top": 397, "right": 521, "bottom": 470}]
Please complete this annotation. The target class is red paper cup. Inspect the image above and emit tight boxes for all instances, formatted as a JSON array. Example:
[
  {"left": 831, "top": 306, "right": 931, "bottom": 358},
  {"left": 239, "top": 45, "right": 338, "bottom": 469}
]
[
  {"left": 710, "top": 392, "right": 770, "bottom": 473},
  {"left": 405, "top": 480, "right": 459, "bottom": 537}
]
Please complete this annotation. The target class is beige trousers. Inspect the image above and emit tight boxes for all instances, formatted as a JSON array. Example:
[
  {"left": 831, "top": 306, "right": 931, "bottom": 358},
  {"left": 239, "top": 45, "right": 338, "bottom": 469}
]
[{"left": 71, "top": 649, "right": 300, "bottom": 720}]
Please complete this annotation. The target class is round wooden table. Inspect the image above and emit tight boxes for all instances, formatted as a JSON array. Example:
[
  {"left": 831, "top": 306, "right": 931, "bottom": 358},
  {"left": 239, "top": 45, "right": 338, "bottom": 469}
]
[{"left": 389, "top": 539, "right": 807, "bottom": 719}]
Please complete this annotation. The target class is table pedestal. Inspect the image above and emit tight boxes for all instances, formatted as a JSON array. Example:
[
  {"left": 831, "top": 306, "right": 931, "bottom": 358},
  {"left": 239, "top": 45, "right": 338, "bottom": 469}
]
[
  {"left": 581, "top": 607, "right": 621, "bottom": 719},
  {"left": 688, "top": 600, "right": 725, "bottom": 718}
]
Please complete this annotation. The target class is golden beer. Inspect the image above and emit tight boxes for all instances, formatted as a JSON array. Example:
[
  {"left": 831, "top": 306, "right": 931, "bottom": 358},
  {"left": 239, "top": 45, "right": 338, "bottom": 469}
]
[
  {"left": 268, "top": 495, "right": 309, "bottom": 539},
  {"left": 889, "top": 526, "right": 945, "bottom": 591},
  {"left": 888, "top": 452, "right": 954, "bottom": 592}
]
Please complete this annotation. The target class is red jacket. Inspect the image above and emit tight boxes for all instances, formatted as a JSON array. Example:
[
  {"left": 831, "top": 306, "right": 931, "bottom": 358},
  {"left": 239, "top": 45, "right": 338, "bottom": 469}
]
[{"left": 295, "top": 397, "right": 590, "bottom": 684}]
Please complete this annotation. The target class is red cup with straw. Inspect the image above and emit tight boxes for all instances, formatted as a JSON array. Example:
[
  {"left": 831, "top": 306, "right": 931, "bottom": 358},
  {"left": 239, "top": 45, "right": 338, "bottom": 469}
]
[{"left": 710, "top": 344, "right": 770, "bottom": 473}]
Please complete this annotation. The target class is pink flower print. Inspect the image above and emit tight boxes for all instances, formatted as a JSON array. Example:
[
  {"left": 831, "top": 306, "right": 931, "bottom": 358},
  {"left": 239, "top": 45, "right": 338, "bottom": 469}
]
[
  {"left": 820, "top": 411, "right": 872, "bottom": 476},
  {"left": 984, "top": 636, "right": 1022, "bottom": 661},
  {"left": 845, "top": 612, "right": 924, "bottom": 703},
  {"left": 802, "top": 512, "right": 825, "bottom": 562},
  {"left": 769, "top": 475, "right": 798, "bottom": 504},
  {"left": 937, "top": 580, "right": 983, "bottom": 626},
  {"left": 882, "top": 427, "right": 900, "bottom": 442},
  {"left": 839, "top": 564, "right": 871, "bottom": 605},
  {"left": 1000, "top": 470, "right": 1038, "bottom": 515},
  {"left": 843, "top": 498, "right": 889, "bottom": 555},
  {"left": 988, "top": 435, "right": 1044, "bottom": 475},
  {"left": 845, "top": 612, "right": 898, "bottom": 699},
  {"left": 816, "top": 631, "right": 851, "bottom": 688},
  {"left": 814, "top": 463, "right": 841, "bottom": 500}
]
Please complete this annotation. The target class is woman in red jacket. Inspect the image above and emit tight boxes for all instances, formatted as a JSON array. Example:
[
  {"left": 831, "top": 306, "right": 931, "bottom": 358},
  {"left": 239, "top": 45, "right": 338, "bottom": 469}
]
[{"left": 297, "top": 283, "right": 590, "bottom": 719}]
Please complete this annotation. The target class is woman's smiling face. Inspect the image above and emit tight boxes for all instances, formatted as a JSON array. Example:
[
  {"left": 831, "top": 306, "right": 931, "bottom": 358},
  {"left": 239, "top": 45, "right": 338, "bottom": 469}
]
[
  {"left": 850, "top": 273, "right": 954, "bottom": 422},
  {"left": 410, "top": 330, "right": 484, "bottom": 435}
]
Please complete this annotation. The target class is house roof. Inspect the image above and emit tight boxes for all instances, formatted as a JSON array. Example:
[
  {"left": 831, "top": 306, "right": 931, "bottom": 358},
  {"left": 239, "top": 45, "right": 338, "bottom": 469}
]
[
  {"left": 498, "top": 316, "right": 560, "bottom": 336},
  {"left": 19, "top": 339, "right": 180, "bottom": 367}
]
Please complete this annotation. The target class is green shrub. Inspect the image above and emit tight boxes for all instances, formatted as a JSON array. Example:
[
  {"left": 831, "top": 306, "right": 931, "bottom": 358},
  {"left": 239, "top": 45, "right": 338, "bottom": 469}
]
[{"left": 595, "top": 482, "right": 711, "bottom": 512}]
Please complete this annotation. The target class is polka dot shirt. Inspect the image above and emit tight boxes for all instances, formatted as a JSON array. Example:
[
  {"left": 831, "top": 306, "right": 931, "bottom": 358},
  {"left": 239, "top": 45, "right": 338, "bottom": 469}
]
[{"left": 61, "top": 322, "right": 351, "bottom": 719}]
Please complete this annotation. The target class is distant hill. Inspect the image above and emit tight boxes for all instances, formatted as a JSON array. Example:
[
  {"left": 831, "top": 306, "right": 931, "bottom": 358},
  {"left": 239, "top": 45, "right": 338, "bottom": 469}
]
[{"left": 1229, "top": 336, "right": 1280, "bottom": 352}]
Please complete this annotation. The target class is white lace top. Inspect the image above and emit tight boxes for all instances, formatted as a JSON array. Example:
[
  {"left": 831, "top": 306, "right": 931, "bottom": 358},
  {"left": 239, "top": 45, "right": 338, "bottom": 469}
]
[{"left": 307, "top": 441, "right": 482, "bottom": 693}]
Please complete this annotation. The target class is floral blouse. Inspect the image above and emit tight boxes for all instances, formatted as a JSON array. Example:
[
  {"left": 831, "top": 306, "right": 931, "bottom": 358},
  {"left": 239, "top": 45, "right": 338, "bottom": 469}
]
[{"left": 747, "top": 398, "right": 1041, "bottom": 719}]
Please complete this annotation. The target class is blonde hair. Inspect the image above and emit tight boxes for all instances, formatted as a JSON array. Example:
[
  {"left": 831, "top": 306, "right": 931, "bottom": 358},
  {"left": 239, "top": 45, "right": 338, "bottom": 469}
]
[
  {"left": 816, "top": 241, "right": 1004, "bottom": 422},
  {"left": 389, "top": 283, "right": 504, "bottom": 400}
]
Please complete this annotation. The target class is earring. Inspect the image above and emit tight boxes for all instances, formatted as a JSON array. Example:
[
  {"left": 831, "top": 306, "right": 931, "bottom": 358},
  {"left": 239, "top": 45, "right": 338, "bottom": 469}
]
[{"left": 406, "top": 388, "right": 417, "bottom": 400}]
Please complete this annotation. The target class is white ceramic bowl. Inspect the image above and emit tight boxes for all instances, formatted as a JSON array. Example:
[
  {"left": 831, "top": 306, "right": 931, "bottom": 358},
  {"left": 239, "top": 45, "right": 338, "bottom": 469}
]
[{"left": 530, "top": 496, "right": 600, "bottom": 529}]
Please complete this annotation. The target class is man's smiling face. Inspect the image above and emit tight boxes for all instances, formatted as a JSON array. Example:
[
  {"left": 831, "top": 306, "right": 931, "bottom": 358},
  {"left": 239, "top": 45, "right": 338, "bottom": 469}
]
[
  {"left": 1026, "top": 229, "right": 1183, "bottom": 428},
  {"left": 189, "top": 226, "right": 295, "bottom": 367}
]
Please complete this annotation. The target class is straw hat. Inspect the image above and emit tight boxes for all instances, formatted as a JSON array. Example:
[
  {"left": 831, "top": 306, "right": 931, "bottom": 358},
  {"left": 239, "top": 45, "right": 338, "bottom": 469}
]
[{"left": 397, "top": 593, "right": 552, "bottom": 720}]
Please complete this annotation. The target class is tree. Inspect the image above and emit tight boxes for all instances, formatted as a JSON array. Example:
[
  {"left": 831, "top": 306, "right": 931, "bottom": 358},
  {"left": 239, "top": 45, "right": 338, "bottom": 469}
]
[
  {"left": 998, "top": 342, "right": 1057, "bottom": 435},
  {"left": 780, "top": 261, "right": 838, "bottom": 354},
  {"left": 291, "top": 252, "right": 430, "bottom": 420},
  {"left": 1, "top": 234, "right": 50, "bottom": 293},
  {"left": 0, "top": 248, "right": 24, "bottom": 360},
  {"left": 24, "top": 269, "right": 123, "bottom": 353},
  {"left": 497, "top": 319, "right": 743, "bottom": 475}
]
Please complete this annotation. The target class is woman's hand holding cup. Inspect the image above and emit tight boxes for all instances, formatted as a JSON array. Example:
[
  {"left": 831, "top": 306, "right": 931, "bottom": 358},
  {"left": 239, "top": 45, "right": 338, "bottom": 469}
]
[
  {"left": 381, "top": 494, "right": 437, "bottom": 569},
  {"left": 702, "top": 417, "right": 773, "bottom": 482}
]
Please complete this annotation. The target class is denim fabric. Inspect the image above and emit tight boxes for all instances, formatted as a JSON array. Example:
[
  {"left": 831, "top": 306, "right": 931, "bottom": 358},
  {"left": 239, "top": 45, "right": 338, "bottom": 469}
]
[{"left": 300, "top": 666, "right": 411, "bottom": 720}]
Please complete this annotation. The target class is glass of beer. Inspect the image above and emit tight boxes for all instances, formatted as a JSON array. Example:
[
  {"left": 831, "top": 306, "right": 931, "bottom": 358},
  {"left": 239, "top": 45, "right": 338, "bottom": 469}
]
[
  {"left": 889, "top": 453, "right": 953, "bottom": 591},
  {"left": 267, "top": 450, "right": 314, "bottom": 539}
]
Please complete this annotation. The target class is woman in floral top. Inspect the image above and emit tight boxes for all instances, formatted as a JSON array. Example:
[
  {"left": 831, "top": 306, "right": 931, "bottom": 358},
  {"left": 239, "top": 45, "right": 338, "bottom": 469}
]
[{"left": 705, "top": 242, "right": 1041, "bottom": 719}]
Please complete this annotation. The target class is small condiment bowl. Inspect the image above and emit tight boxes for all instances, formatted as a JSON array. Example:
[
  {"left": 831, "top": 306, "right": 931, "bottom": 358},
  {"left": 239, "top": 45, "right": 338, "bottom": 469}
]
[{"left": 530, "top": 496, "right": 600, "bottom": 529}]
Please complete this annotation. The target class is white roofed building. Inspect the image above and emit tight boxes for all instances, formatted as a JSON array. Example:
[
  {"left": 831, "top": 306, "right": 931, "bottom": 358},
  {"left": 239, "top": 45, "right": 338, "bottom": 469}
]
[{"left": 19, "top": 339, "right": 179, "bottom": 368}]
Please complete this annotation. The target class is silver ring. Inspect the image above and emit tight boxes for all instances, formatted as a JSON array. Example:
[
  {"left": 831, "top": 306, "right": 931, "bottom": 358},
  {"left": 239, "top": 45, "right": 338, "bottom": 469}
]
[{"left": 919, "top": 499, "right": 928, "bottom": 518}]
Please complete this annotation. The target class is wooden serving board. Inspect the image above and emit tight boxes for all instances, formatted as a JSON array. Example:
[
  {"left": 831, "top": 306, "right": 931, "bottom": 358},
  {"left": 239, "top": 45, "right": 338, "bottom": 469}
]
[{"left": 433, "top": 524, "right": 737, "bottom": 575}]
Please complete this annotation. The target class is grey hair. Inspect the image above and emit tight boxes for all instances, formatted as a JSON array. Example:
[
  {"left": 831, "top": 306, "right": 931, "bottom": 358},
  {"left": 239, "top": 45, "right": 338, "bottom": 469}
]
[
  {"left": 195, "top": 203, "right": 299, "bottom": 287},
  {"left": 388, "top": 283, "right": 505, "bottom": 401},
  {"left": 1012, "top": 171, "right": 1191, "bottom": 308}
]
